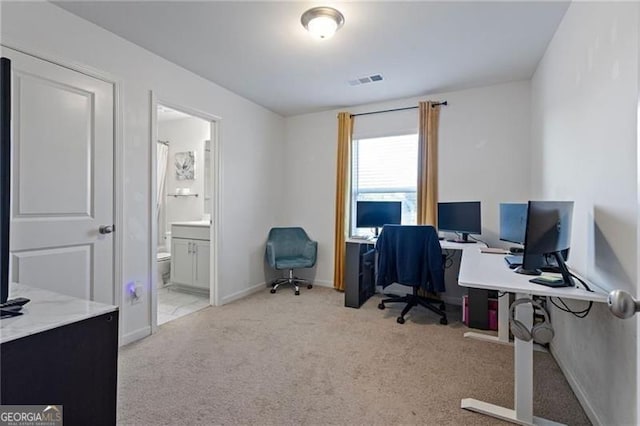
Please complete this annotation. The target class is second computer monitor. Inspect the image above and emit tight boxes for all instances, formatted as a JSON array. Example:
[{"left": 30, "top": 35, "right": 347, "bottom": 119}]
[
  {"left": 437, "top": 201, "right": 481, "bottom": 243},
  {"left": 356, "top": 201, "right": 401, "bottom": 237},
  {"left": 499, "top": 203, "right": 527, "bottom": 245}
]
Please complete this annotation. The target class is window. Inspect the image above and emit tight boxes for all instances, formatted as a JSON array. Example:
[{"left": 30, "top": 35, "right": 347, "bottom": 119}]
[{"left": 350, "top": 134, "right": 418, "bottom": 237}]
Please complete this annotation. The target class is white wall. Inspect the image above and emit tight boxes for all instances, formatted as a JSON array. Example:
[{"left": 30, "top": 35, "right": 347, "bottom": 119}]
[
  {"left": 283, "top": 81, "right": 532, "bottom": 293},
  {"left": 531, "top": 2, "right": 638, "bottom": 424},
  {"left": 0, "top": 2, "right": 285, "bottom": 344},
  {"left": 158, "top": 116, "right": 210, "bottom": 246}
]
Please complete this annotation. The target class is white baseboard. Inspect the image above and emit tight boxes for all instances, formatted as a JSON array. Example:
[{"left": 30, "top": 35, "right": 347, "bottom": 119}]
[
  {"left": 120, "top": 326, "right": 151, "bottom": 347},
  {"left": 167, "top": 283, "right": 209, "bottom": 296},
  {"left": 311, "top": 279, "right": 334, "bottom": 288},
  {"left": 220, "top": 281, "right": 266, "bottom": 305},
  {"left": 550, "top": 343, "right": 602, "bottom": 426},
  {"left": 220, "top": 279, "right": 335, "bottom": 306}
]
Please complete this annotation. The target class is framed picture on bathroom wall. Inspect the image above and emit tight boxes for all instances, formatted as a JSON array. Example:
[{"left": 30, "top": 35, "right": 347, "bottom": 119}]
[{"left": 175, "top": 151, "right": 195, "bottom": 180}]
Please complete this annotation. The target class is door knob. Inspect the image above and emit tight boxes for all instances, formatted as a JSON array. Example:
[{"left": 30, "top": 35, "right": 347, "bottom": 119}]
[
  {"left": 99, "top": 225, "right": 114, "bottom": 235},
  {"left": 608, "top": 290, "right": 640, "bottom": 319}
]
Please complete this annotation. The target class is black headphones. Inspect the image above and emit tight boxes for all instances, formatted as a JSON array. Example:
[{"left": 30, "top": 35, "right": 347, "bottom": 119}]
[{"left": 509, "top": 298, "right": 554, "bottom": 344}]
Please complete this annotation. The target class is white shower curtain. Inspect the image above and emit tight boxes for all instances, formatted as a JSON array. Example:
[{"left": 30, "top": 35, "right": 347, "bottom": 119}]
[{"left": 156, "top": 143, "right": 169, "bottom": 221}]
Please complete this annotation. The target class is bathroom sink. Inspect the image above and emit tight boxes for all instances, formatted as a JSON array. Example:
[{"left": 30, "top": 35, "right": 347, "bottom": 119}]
[{"left": 172, "top": 222, "right": 210, "bottom": 242}]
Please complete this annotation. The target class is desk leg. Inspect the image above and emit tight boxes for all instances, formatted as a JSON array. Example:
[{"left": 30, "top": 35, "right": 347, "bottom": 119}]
[
  {"left": 461, "top": 293, "right": 564, "bottom": 426},
  {"left": 514, "top": 295, "right": 534, "bottom": 422},
  {"left": 498, "top": 292, "right": 510, "bottom": 341},
  {"left": 460, "top": 399, "right": 563, "bottom": 426}
]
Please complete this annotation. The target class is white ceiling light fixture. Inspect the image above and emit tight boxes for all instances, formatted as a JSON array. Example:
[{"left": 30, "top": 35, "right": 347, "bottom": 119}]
[{"left": 301, "top": 6, "right": 345, "bottom": 40}]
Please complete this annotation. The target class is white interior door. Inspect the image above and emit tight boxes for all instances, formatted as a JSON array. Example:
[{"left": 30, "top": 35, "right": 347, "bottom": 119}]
[{"left": 3, "top": 47, "right": 115, "bottom": 304}]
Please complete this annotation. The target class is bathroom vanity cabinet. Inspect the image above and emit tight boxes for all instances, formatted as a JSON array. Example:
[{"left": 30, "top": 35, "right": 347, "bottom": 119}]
[{"left": 171, "top": 223, "right": 210, "bottom": 291}]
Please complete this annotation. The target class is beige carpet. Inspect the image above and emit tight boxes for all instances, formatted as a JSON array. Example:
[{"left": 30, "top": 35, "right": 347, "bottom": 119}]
[{"left": 117, "top": 287, "right": 590, "bottom": 425}]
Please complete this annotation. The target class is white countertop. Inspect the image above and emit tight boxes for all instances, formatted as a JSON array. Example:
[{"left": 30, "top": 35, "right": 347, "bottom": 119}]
[
  {"left": 171, "top": 220, "right": 211, "bottom": 227},
  {"left": 0, "top": 283, "right": 118, "bottom": 344},
  {"left": 346, "top": 238, "right": 376, "bottom": 244},
  {"left": 458, "top": 247, "right": 607, "bottom": 302},
  {"left": 440, "top": 240, "right": 487, "bottom": 250}
]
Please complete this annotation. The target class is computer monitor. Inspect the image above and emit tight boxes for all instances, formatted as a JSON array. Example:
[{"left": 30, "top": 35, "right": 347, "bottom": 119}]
[
  {"left": 437, "top": 201, "right": 481, "bottom": 243},
  {"left": 355, "top": 201, "right": 401, "bottom": 237},
  {"left": 515, "top": 201, "right": 575, "bottom": 288},
  {"left": 500, "top": 203, "right": 527, "bottom": 245}
]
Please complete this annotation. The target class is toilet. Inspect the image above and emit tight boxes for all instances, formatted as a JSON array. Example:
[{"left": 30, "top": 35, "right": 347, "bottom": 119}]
[
  {"left": 156, "top": 232, "right": 172, "bottom": 288},
  {"left": 157, "top": 251, "right": 171, "bottom": 288}
]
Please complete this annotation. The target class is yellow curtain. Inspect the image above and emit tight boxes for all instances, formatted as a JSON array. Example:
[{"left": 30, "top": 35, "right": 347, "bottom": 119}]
[
  {"left": 333, "top": 112, "right": 353, "bottom": 291},
  {"left": 417, "top": 101, "right": 441, "bottom": 226}
]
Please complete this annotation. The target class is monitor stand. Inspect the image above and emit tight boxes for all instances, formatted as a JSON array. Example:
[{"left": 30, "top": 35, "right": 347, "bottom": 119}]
[
  {"left": 514, "top": 266, "right": 541, "bottom": 276},
  {"left": 446, "top": 233, "right": 476, "bottom": 244},
  {"left": 515, "top": 252, "right": 575, "bottom": 288}
]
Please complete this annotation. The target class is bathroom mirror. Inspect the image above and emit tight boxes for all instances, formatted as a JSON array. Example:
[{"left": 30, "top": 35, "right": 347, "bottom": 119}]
[{"left": 175, "top": 151, "right": 195, "bottom": 180}]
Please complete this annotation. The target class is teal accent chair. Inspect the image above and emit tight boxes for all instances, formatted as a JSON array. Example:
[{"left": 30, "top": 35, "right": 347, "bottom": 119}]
[{"left": 265, "top": 227, "right": 318, "bottom": 295}]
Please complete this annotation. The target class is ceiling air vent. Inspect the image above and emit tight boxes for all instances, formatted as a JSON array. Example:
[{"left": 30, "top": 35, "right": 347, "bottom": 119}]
[{"left": 348, "top": 74, "right": 384, "bottom": 86}]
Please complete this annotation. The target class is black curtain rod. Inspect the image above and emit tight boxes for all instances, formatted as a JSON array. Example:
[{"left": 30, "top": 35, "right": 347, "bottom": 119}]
[{"left": 350, "top": 101, "right": 447, "bottom": 118}]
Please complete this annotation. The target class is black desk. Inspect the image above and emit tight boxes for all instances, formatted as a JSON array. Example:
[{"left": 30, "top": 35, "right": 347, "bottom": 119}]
[
  {"left": 1, "top": 284, "right": 119, "bottom": 425},
  {"left": 344, "top": 240, "right": 375, "bottom": 308}
]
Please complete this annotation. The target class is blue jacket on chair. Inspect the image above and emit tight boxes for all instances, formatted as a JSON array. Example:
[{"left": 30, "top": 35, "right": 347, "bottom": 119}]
[{"left": 375, "top": 225, "right": 445, "bottom": 292}]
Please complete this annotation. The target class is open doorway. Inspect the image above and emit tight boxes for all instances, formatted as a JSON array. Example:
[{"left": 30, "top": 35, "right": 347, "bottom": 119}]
[{"left": 150, "top": 99, "right": 219, "bottom": 329}]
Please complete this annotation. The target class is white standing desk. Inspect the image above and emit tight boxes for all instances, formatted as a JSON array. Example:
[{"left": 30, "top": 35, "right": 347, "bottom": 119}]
[
  {"left": 347, "top": 237, "right": 485, "bottom": 251},
  {"left": 439, "top": 240, "right": 486, "bottom": 251},
  {"left": 458, "top": 247, "right": 606, "bottom": 425}
]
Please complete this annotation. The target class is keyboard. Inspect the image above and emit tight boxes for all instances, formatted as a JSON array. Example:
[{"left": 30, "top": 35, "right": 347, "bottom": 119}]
[
  {"left": 504, "top": 255, "right": 523, "bottom": 269},
  {"left": 480, "top": 247, "right": 509, "bottom": 254},
  {"left": 503, "top": 255, "right": 562, "bottom": 273}
]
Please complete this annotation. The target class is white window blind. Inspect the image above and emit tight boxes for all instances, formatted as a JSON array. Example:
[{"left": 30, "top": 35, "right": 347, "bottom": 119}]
[
  {"left": 351, "top": 134, "right": 419, "bottom": 237},
  {"left": 354, "top": 135, "right": 418, "bottom": 193}
]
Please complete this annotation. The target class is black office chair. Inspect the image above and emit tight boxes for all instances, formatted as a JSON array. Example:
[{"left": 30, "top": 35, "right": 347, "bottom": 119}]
[{"left": 376, "top": 225, "right": 448, "bottom": 325}]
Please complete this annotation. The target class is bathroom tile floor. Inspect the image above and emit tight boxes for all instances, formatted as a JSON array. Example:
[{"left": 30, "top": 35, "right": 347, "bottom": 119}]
[{"left": 157, "top": 287, "right": 210, "bottom": 325}]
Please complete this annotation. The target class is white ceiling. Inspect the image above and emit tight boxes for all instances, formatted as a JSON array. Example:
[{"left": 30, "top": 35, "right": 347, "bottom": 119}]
[{"left": 54, "top": 1, "right": 569, "bottom": 117}]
